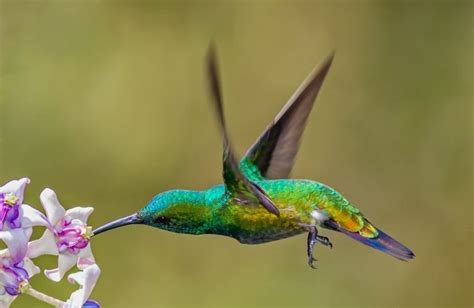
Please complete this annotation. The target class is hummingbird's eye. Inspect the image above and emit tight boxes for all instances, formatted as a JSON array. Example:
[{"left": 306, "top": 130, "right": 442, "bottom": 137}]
[{"left": 156, "top": 216, "right": 170, "bottom": 224}]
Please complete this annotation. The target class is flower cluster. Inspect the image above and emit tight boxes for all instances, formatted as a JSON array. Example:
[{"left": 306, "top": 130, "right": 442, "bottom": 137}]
[{"left": 0, "top": 178, "right": 100, "bottom": 307}]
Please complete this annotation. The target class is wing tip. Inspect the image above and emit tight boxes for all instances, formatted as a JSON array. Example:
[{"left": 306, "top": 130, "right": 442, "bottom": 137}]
[
  {"left": 311, "top": 50, "right": 336, "bottom": 83},
  {"left": 206, "top": 42, "right": 217, "bottom": 65}
]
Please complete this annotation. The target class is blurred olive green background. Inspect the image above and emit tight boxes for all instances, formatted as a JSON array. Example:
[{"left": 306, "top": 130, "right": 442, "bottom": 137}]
[{"left": 1, "top": 1, "right": 472, "bottom": 307}]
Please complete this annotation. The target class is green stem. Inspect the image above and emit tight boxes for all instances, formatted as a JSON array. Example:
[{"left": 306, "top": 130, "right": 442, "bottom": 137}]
[{"left": 24, "top": 287, "right": 65, "bottom": 307}]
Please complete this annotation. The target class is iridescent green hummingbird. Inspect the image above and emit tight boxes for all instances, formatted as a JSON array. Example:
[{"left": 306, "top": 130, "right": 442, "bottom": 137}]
[{"left": 93, "top": 47, "right": 415, "bottom": 267}]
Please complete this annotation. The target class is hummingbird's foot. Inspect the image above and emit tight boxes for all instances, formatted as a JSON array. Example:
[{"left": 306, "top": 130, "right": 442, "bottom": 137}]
[
  {"left": 307, "top": 226, "right": 318, "bottom": 269},
  {"left": 317, "top": 235, "right": 333, "bottom": 248}
]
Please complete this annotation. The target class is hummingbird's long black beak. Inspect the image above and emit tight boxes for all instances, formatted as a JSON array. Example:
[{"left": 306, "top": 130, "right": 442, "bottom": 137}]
[{"left": 92, "top": 213, "right": 143, "bottom": 236}]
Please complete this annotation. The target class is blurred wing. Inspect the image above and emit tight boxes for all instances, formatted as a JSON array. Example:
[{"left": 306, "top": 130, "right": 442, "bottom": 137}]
[
  {"left": 206, "top": 46, "right": 280, "bottom": 217},
  {"left": 241, "top": 53, "right": 334, "bottom": 180}
]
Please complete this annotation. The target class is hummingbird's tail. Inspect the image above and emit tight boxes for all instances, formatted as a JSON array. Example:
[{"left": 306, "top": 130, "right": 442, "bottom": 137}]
[{"left": 326, "top": 221, "right": 415, "bottom": 261}]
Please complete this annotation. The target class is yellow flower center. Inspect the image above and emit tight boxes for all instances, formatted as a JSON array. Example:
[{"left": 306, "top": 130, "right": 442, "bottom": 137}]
[
  {"left": 82, "top": 226, "right": 93, "bottom": 240},
  {"left": 19, "top": 280, "right": 30, "bottom": 294},
  {"left": 4, "top": 193, "right": 18, "bottom": 206}
]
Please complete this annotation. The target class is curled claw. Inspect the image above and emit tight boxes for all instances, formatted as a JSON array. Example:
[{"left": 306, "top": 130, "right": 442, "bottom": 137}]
[{"left": 317, "top": 236, "right": 333, "bottom": 248}]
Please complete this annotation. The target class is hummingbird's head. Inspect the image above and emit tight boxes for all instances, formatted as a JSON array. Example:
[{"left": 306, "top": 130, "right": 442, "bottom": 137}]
[{"left": 92, "top": 190, "right": 212, "bottom": 236}]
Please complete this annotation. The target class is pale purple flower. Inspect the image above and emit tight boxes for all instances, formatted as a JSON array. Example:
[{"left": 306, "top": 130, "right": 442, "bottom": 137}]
[
  {"left": 63, "top": 264, "right": 100, "bottom": 308},
  {"left": 0, "top": 178, "right": 47, "bottom": 231},
  {"left": 0, "top": 248, "right": 39, "bottom": 306},
  {"left": 28, "top": 189, "right": 95, "bottom": 282},
  {"left": 0, "top": 178, "right": 29, "bottom": 230},
  {"left": 0, "top": 178, "right": 48, "bottom": 266},
  {"left": 0, "top": 178, "right": 42, "bottom": 307}
]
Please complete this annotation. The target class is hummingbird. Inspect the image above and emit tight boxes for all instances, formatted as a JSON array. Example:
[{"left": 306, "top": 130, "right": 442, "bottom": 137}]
[{"left": 93, "top": 47, "right": 415, "bottom": 268}]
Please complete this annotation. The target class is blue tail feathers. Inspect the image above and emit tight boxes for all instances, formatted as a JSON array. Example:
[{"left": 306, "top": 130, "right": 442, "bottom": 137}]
[{"left": 326, "top": 221, "right": 415, "bottom": 261}]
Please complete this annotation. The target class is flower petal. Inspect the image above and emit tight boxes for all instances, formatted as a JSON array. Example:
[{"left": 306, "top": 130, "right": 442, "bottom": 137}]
[
  {"left": 24, "top": 227, "right": 33, "bottom": 239},
  {"left": 27, "top": 230, "right": 58, "bottom": 258},
  {"left": 0, "top": 267, "right": 17, "bottom": 294},
  {"left": 0, "top": 178, "right": 30, "bottom": 204},
  {"left": 77, "top": 245, "right": 95, "bottom": 270},
  {"left": 40, "top": 189, "right": 66, "bottom": 226},
  {"left": 65, "top": 207, "right": 94, "bottom": 224},
  {"left": 22, "top": 258, "right": 40, "bottom": 277},
  {"left": 64, "top": 264, "right": 101, "bottom": 308},
  {"left": 44, "top": 254, "right": 77, "bottom": 282},
  {"left": 0, "top": 293, "right": 16, "bottom": 307},
  {"left": 19, "top": 204, "right": 49, "bottom": 228},
  {"left": 0, "top": 229, "right": 29, "bottom": 263}
]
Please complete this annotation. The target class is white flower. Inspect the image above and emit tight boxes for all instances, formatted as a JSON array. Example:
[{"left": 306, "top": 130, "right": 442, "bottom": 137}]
[
  {"left": 28, "top": 189, "right": 95, "bottom": 282},
  {"left": 63, "top": 264, "right": 100, "bottom": 308}
]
